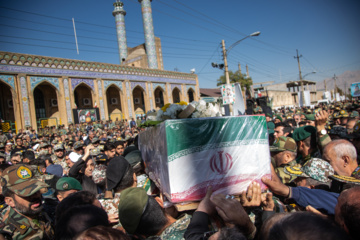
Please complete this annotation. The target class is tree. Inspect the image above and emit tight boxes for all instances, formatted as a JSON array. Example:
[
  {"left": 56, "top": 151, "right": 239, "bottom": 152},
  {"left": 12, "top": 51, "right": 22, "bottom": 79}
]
[{"left": 216, "top": 70, "right": 253, "bottom": 90}]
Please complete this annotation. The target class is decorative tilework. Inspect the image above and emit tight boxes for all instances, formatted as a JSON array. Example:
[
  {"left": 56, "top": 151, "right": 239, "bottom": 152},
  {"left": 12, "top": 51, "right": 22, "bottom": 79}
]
[
  {"left": 171, "top": 84, "right": 182, "bottom": 91},
  {"left": 139, "top": 0, "right": 158, "bottom": 69},
  {"left": 0, "top": 74, "right": 15, "bottom": 90},
  {"left": 126, "top": 82, "right": 132, "bottom": 117},
  {"left": 97, "top": 80, "right": 106, "bottom": 120},
  {"left": 63, "top": 79, "right": 73, "bottom": 123},
  {"left": 131, "top": 81, "right": 146, "bottom": 91},
  {"left": 20, "top": 77, "right": 31, "bottom": 126},
  {"left": 71, "top": 78, "right": 94, "bottom": 91},
  {"left": 0, "top": 65, "right": 196, "bottom": 84},
  {"left": 167, "top": 84, "right": 171, "bottom": 103},
  {"left": 104, "top": 80, "right": 123, "bottom": 91},
  {"left": 30, "top": 76, "right": 59, "bottom": 91},
  {"left": 186, "top": 85, "right": 196, "bottom": 91},
  {"left": 147, "top": 83, "right": 153, "bottom": 109},
  {"left": 113, "top": 2, "right": 128, "bottom": 63},
  {"left": 153, "top": 83, "right": 165, "bottom": 91}
]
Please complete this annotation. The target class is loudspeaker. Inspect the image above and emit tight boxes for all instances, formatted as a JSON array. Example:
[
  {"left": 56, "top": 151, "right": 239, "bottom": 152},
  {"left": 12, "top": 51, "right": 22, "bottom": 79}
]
[
  {"left": 83, "top": 98, "right": 91, "bottom": 106},
  {"left": 50, "top": 99, "right": 58, "bottom": 107}
]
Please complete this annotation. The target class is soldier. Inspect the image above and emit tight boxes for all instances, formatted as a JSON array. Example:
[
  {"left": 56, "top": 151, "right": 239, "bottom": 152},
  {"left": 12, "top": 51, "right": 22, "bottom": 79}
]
[
  {"left": 118, "top": 187, "right": 191, "bottom": 239},
  {"left": 284, "top": 157, "right": 334, "bottom": 188},
  {"left": 0, "top": 164, "right": 54, "bottom": 239},
  {"left": 253, "top": 102, "right": 263, "bottom": 114},
  {"left": 0, "top": 129, "right": 8, "bottom": 144},
  {"left": 55, "top": 177, "right": 82, "bottom": 202},
  {"left": 270, "top": 136, "right": 299, "bottom": 184},
  {"left": 52, "top": 144, "right": 67, "bottom": 174},
  {"left": 0, "top": 152, "right": 6, "bottom": 164},
  {"left": 73, "top": 141, "right": 84, "bottom": 155},
  {"left": 115, "top": 118, "right": 121, "bottom": 127}
]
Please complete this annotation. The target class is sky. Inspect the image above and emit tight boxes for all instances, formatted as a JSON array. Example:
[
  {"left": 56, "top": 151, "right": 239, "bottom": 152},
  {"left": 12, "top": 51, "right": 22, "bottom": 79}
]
[{"left": 0, "top": 0, "right": 359, "bottom": 88}]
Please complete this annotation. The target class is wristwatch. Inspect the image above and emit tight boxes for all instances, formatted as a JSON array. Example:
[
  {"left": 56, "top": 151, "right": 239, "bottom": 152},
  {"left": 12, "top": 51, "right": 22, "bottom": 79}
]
[{"left": 319, "top": 129, "right": 327, "bottom": 135}]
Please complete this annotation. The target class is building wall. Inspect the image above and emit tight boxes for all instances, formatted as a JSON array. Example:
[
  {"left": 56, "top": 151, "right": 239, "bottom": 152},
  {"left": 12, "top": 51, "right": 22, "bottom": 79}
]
[
  {"left": 0, "top": 52, "right": 199, "bottom": 131},
  {"left": 267, "top": 91, "right": 294, "bottom": 107}
]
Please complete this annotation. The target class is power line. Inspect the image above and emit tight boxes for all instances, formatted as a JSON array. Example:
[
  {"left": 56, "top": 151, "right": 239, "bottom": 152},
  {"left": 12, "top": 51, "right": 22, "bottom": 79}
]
[{"left": 198, "top": 44, "right": 221, "bottom": 74}]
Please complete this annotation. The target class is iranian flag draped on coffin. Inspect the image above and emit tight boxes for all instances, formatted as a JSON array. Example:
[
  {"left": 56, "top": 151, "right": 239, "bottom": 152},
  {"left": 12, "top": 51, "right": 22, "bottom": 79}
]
[{"left": 139, "top": 115, "right": 271, "bottom": 203}]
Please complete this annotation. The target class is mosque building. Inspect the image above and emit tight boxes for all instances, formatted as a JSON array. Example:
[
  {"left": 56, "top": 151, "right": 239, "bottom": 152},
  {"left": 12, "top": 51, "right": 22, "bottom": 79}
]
[{"left": 0, "top": 0, "right": 199, "bottom": 132}]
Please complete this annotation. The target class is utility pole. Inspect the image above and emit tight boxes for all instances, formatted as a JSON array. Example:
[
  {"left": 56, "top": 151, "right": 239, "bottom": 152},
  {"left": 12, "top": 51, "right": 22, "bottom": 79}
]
[
  {"left": 221, "top": 40, "right": 232, "bottom": 115},
  {"left": 333, "top": 74, "right": 337, "bottom": 102},
  {"left": 238, "top": 63, "right": 241, "bottom": 74},
  {"left": 294, "top": 49, "right": 304, "bottom": 107},
  {"left": 246, "top": 64, "right": 249, "bottom": 79},
  {"left": 324, "top": 79, "right": 327, "bottom": 91}
]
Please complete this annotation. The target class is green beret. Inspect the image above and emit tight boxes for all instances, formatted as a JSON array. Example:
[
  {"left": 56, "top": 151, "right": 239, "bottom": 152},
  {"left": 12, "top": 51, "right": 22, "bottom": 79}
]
[
  {"left": 275, "top": 115, "right": 283, "bottom": 122},
  {"left": 292, "top": 126, "right": 316, "bottom": 142},
  {"left": 118, "top": 187, "right": 149, "bottom": 234},
  {"left": 305, "top": 114, "right": 315, "bottom": 121},
  {"left": 56, "top": 177, "right": 82, "bottom": 191}
]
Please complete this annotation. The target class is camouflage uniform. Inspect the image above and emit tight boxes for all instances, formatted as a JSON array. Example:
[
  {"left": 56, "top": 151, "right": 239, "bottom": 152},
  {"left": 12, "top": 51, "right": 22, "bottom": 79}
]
[
  {"left": 0, "top": 133, "right": 8, "bottom": 144},
  {"left": 275, "top": 160, "right": 300, "bottom": 184},
  {"left": 99, "top": 193, "right": 122, "bottom": 228},
  {"left": 0, "top": 165, "right": 53, "bottom": 240},
  {"left": 0, "top": 207, "right": 54, "bottom": 240},
  {"left": 147, "top": 214, "right": 191, "bottom": 240}
]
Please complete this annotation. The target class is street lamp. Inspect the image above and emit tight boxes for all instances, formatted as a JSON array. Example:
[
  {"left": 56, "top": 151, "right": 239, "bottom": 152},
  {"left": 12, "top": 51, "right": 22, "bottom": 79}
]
[
  {"left": 302, "top": 71, "right": 316, "bottom": 79},
  {"left": 221, "top": 31, "right": 261, "bottom": 116}
]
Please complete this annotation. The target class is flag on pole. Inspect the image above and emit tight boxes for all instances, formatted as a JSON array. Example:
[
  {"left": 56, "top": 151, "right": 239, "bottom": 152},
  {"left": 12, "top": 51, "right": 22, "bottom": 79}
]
[{"left": 94, "top": 101, "right": 97, "bottom": 108}]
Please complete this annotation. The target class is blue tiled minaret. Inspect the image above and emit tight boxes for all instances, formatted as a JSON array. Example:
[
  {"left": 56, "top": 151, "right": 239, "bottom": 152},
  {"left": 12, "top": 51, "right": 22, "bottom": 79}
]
[
  {"left": 138, "top": 0, "right": 158, "bottom": 69},
  {"left": 113, "top": 0, "right": 128, "bottom": 64}
]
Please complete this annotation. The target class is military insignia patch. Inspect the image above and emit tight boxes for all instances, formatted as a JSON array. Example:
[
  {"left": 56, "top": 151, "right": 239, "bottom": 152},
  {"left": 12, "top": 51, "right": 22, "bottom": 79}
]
[
  {"left": 20, "top": 225, "right": 26, "bottom": 229},
  {"left": 17, "top": 166, "right": 32, "bottom": 179},
  {"left": 63, "top": 182, "right": 69, "bottom": 190}
]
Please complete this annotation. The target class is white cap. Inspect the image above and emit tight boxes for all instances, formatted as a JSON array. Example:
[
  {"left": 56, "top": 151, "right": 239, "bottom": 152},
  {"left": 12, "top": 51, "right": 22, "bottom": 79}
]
[
  {"left": 32, "top": 143, "right": 39, "bottom": 150},
  {"left": 69, "top": 152, "right": 82, "bottom": 163},
  {"left": 82, "top": 136, "right": 88, "bottom": 141}
]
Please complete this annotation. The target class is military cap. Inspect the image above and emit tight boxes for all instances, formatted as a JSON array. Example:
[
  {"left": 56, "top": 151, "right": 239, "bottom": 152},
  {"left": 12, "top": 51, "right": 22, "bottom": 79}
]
[
  {"left": 95, "top": 153, "right": 108, "bottom": 162},
  {"left": 275, "top": 115, "right": 283, "bottom": 122},
  {"left": 350, "top": 111, "right": 359, "bottom": 118},
  {"left": 284, "top": 158, "right": 334, "bottom": 183},
  {"left": 39, "top": 142, "right": 49, "bottom": 148},
  {"left": 91, "top": 137, "right": 100, "bottom": 144},
  {"left": 68, "top": 141, "right": 74, "bottom": 146},
  {"left": 54, "top": 143, "right": 65, "bottom": 151},
  {"left": 11, "top": 149, "right": 23, "bottom": 157},
  {"left": 292, "top": 126, "right": 316, "bottom": 142},
  {"left": 306, "top": 109, "right": 312, "bottom": 114},
  {"left": 270, "top": 137, "right": 297, "bottom": 153},
  {"left": 56, "top": 177, "right": 82, "bottom": 191},
  {"left": 73, "top": 141, "right": 83, "bottom": 150},
  {"left": 38, "top": 149, "right": 49, "bottom": 156},
  {"left": 37, "top": 134, "right": 43, "bottom": 138},
  {"left": 329, "top": 126, "right": 347, "bottom": 137},
  {"left": 118, "top": 187, "right": 149, "bottom": 234},
  {"left": 338, "top": 110, "right": 349, "bottom": 118},
  {"left": 304, "top": 114, "right": 315, "bottom": 121},
  {"left": 124, "top": 150, "right": 142, "bottom": 167},
  {"left": 51, "top": 139, "right": 58, "bottom": 145},
  {"left": 116, "top": 137, "right": 123, "bottom": 141},
  {"left": 98, "top": 145, "right": 104, "bottom": 151},
  {"left": 90, "top": 148, "right": 101, "bottom": 156},
  {"left": 0, "top": 164, "right": 49, "bottom": 197}
]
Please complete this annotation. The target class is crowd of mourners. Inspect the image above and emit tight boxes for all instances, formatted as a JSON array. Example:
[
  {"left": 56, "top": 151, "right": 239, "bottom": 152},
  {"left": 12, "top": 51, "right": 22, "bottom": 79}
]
[{"left": 0, "top": 100, "right": 359, "bottom": 240}]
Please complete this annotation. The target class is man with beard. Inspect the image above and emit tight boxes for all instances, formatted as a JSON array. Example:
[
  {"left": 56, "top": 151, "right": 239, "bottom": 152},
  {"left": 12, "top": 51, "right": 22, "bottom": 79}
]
[{"left": 0, "top": 164, "right": 54, "bottom": 239}]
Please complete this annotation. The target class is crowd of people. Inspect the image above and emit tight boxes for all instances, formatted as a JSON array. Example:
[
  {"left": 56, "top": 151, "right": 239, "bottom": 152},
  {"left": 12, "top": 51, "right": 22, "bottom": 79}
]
[{"left": 0, "top": 100, "right": 359, "bottom": 240}]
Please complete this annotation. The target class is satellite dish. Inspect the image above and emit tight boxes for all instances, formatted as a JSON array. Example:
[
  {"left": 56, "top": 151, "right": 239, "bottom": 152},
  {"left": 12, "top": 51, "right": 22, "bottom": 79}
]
[{"left": 190, "top": 68, "right": 196, "bottom": 73}]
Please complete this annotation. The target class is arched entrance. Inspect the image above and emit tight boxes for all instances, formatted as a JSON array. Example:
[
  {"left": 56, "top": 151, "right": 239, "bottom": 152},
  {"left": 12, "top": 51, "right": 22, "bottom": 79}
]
[
  {"left": 172, "top": 88, "right": 180, "bottom": 103},
  {"left": 106, "top": 85, "right": 123, "bottom": 121},
  {"left": 33, "top": 82, "right": 59, "bottom": 126},
  {"left": 133, "top": 86, "right": 146, "bottom": 116},
  {"left": 74, "top": 84, "right": 93, "bottom": 109},
  {"left": 188, "top": 89, "right": 195, "bottom": 103},
  {"left": 0, "top": 81, "right": 15, "bottom": 123},
  {"left": 154, "top": 87, "right": 164, "bottom": 109}
]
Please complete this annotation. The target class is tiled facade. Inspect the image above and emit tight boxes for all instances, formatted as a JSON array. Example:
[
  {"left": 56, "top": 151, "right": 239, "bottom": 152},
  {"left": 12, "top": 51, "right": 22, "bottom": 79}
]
[{"left": 0, "top": 52, "right": 199, "bottom": 131}]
